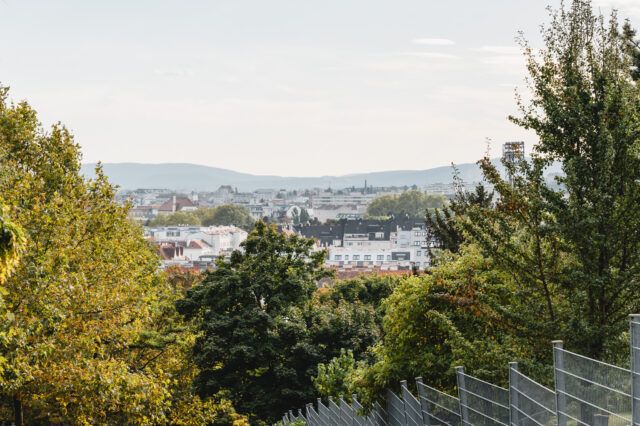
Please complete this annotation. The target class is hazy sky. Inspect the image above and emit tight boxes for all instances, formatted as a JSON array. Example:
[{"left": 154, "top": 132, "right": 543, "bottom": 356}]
[{"left": 1, "top": 0, "right": 639, "bottom": 176}]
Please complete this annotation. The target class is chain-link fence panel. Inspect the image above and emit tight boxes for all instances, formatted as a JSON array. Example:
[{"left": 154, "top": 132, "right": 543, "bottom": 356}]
[
  {"left": 387, "top": 389, "right": 407, "bottom": 426},
  {"left": 307, "top": 402, "right": 329, "bottom": 426},
  {"left": 416, "top": 377, "right": 462, "bottom": 426},
  {"left": 318, "top": 398, "right": 334, "bottom": 425},
  {"left": 457, "top": 367, "right": 509, "bottom": 426},
  {"left": 401, "top": 380, "right": 425, "bottom": 426},
  {"left": 553, "top": 342, "right": 631, "bottom": 426},
  {"left": 338, "top": 397, "right": 355, "bottom": 425},
  {"left": 509, "top": 363, "right": 556, "bottom": 426}
]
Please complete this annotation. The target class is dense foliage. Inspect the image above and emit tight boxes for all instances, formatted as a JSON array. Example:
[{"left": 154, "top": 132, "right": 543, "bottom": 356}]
[
  {"left": 177, "top": 226, "right": 397, "bottom": 423},
  {"left": 0, "top": 203, "right": 22, "bottom": 286},
  {"left": 3, "top": 1, "right": 640, "bottom": 423},
  {"left": 426, "top": 182, "right": 493, "bottom": 254},
  {"left": 0, "top": 86, "right": 247, "bottom": 425},
  {"left": 366, "top": 190, "right": 446, "bottom": 219},
  {"left": 149, "top": 204, "right": 254, "bottom": 230},
  {"left": 340, "top": 0, "right": 640, "bottom": 407}
]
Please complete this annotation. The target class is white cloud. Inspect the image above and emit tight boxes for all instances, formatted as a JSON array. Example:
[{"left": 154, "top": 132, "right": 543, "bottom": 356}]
[
  {"left": 589, "top": 1, "right": 640, "bottom": 19},
  {"left": 474, "top": 45, "right": 521, "bottom": 55},
  {"left": 153, "top": 68, "right": 194, "bottom": 78},
  {"left": 398, "top": 51, "right": 458, "bottom": 59},
  {"left": 412, "top": 38, "right": 456, "bottom": 46}
]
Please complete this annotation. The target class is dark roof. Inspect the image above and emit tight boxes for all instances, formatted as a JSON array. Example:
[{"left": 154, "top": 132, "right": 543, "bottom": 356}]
[
  {"left": 295, "top": 217, "right": 426, "bottom": 245},
  {"left": 295, "top": 223, "right": 344, "bottom": 245}
]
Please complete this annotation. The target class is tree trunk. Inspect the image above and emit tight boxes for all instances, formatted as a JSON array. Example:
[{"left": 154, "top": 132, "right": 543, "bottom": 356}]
[{"left": 13, "top": 395, "right": 23, "bottom": 426}]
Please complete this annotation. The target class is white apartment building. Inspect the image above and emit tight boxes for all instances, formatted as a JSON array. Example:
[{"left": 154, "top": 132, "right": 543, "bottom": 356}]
[
  {"left": 146, "top": 225, "right": 248, "bottom": 260},
  {"left": 297, "top": 218, "right": 434, "bottom": 271}
]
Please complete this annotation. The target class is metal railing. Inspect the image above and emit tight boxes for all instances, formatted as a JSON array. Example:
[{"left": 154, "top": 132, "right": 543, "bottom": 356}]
[{"left": 280, "top": 314, "right": 640, "bottom": 426}]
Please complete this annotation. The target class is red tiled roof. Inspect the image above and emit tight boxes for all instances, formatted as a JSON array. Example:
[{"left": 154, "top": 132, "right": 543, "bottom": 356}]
[{"left": 158, "top": 197, "right": 196, "bottom": 212}]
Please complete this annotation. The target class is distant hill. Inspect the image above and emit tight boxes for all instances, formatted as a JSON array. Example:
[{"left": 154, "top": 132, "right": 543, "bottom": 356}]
[{"left": 80, "top": 161, "right": 561, "bottom": 192}]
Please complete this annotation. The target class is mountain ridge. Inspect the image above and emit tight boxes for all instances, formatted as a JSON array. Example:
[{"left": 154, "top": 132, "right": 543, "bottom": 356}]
[{"left": 81, "top": 160, "right": 553, "bottom": 192}]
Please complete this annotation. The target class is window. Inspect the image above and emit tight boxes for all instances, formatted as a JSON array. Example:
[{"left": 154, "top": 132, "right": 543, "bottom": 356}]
[
  {"left": 413, "top": 241, "right": 420, "bottom": 246},
  {"left": 377, "top": 255, "right": 384, "bottom": 260},
  {"left": 334, "top": 255, "right": 342, "bottom": 261},
  {"left": 387, "top": 255, "right": 391, "bottom": 261},
  {"left": 353, "top": 255, "right": 360, "bottom": 260},
  {"left": 344, "top": 255, "right": 349, "bottom": 261},
  {"left": 364, "top": 255, "right": 372, "bottom": 261}
]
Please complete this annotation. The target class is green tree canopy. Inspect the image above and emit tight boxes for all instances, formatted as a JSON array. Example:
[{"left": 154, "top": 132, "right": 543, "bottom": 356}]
[
  {"left": 177, "top": 222, "right": 331, "bottom": 424},
  {"left": 426, "top": 182, "right": 493, "bottom": 255},
  {"left": 497, "top": 0, "right": 640, "bottom": 359},
  {"left": 148, "top": 204, "right": 254, "bottom": 230},
  {"left": 351, "top": 0, "right": 640, "bottom": 406},
  {"left": 149, "top": 210, "right": 201, "bottom": 226},
  {"left": 200, "top": 204, "right": 254, "bottom": 229},
  {"left": 366, "top": 190, "right": 446, "bottom": 219}
]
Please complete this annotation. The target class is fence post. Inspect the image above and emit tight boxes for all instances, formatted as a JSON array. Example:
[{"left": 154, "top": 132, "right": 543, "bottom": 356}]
[
  {"left": 415, "top": 376, "right": 431, "bottom": 426},
  {"left": 552, "top": 340, "right": 567, "bottom": 426},
  {"left": 352, "top": 394, "right": 360, "bottom": 425},
  {"left": 508, "top": 362, "right": 519, "bottom": 426},
  {"left": 400, "top": 380, "right": 410, "bottom": 426},
  {"left": 632, "top": 315, "right": 640, "bottom": 426},
  {"left": 455, "top": 366, "right": 469, "bottom": 426}
]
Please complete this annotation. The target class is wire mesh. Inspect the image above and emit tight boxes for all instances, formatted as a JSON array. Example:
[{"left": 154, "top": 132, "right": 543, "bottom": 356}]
[
  {"left": 318, "top": 398, "right": 333, "bottom": 425},
  {"left": 630, "top": 319, "right": 640, "bottom": 426},
  {"left": 458, "top": 371, "right": 510, "bottom": 426},
  {"left": 372, "top": 401, "right": 390, "bottom": 426},
  {"left": 329, "top": 397, "right": 342, "bottom": 423},
  {"left": 417, "top": 380, "right": 462, "bottom": 426},
  {"left": 387, "top": 389, "right": 407, "bottom": 426},
  {"left": 402, "top": 381, "right": 425, "bottom": 426},
  {"left": 350, "top": 398, "right": 389, "bottom": 426},
  {"left": 510, "top": 367, "right": 556, "bottom": 426},
  {"left": 554, "top": 346, "right": 631, "bottom": 426},
  {"left": 307, "top": 402, "right": 328, "bottom": 426},
  {"left": 339, "top": 397, "right": 355, "bottom": 425},
  {"left": 352, "top": 397, "right": 368, "bottom": 426}
]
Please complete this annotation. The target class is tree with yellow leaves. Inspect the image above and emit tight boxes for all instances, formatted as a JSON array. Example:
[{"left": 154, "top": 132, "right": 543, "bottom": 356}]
[{"left": 0, "top": 85, "right": 246, "bottom": 425}]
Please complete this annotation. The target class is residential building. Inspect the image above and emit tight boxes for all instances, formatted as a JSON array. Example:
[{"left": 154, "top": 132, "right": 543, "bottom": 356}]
[
  {"left": 146, "top": 225, "right": 248, "bottom": 269},
  {"left": 295, "top": 218, "right": 435, "bottom": 271}
]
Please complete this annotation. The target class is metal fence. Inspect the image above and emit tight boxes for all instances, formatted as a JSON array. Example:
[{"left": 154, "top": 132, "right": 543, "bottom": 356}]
[
  {"left": 280, "top": 314, "right": 640, "bottom": 426},
  {"left": 509, "top": 362, "right": 556, "bottom": 426}
]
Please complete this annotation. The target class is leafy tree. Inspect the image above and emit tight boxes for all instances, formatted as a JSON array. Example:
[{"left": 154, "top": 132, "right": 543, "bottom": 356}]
[
  {"left": 135, "top": 268, "right": 249, "bottom": 426},
  {"left": 201, "top": 204, "right": 253, "bottom": 230},
  {"left": 351, "top": 246, "right": 530, "bottom": 406},
  {"left": 313, "top": 349, "right": 357, "bottom": 402},
  {"left": 503, "top": 0, "right": 640, "bottom": 359},
  {"left": 308, "top": 291, "right": 382, "bottom": 368},
  {"left": 426, "top": 182, "right": 493, "bottom": 254},
  {"left": 622, "top": 20, "right": 640, "bottom": 81},
  {"left": 0, "top": 203, "right": 22, "bottom": 285},
  {"left": 292, "top": 207, "right": 301, "bottom": 225},
  {"left": 366, "top": 190, "right": 446, "bottom": 219},
  {"left": 0, "top": 86, "right": 244, "bottom": 425},
  {"left": 149, "top": 210, "right": 201, "bottom": 226},
  {"left": 177, "top": 222, "right": 331, "bottom": 424},
  {"left": 148, "top": 205, "right": 254, "bottom": 230},
  {"left": 299, "top": 208, "right": 311, "bottom": 224}
]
